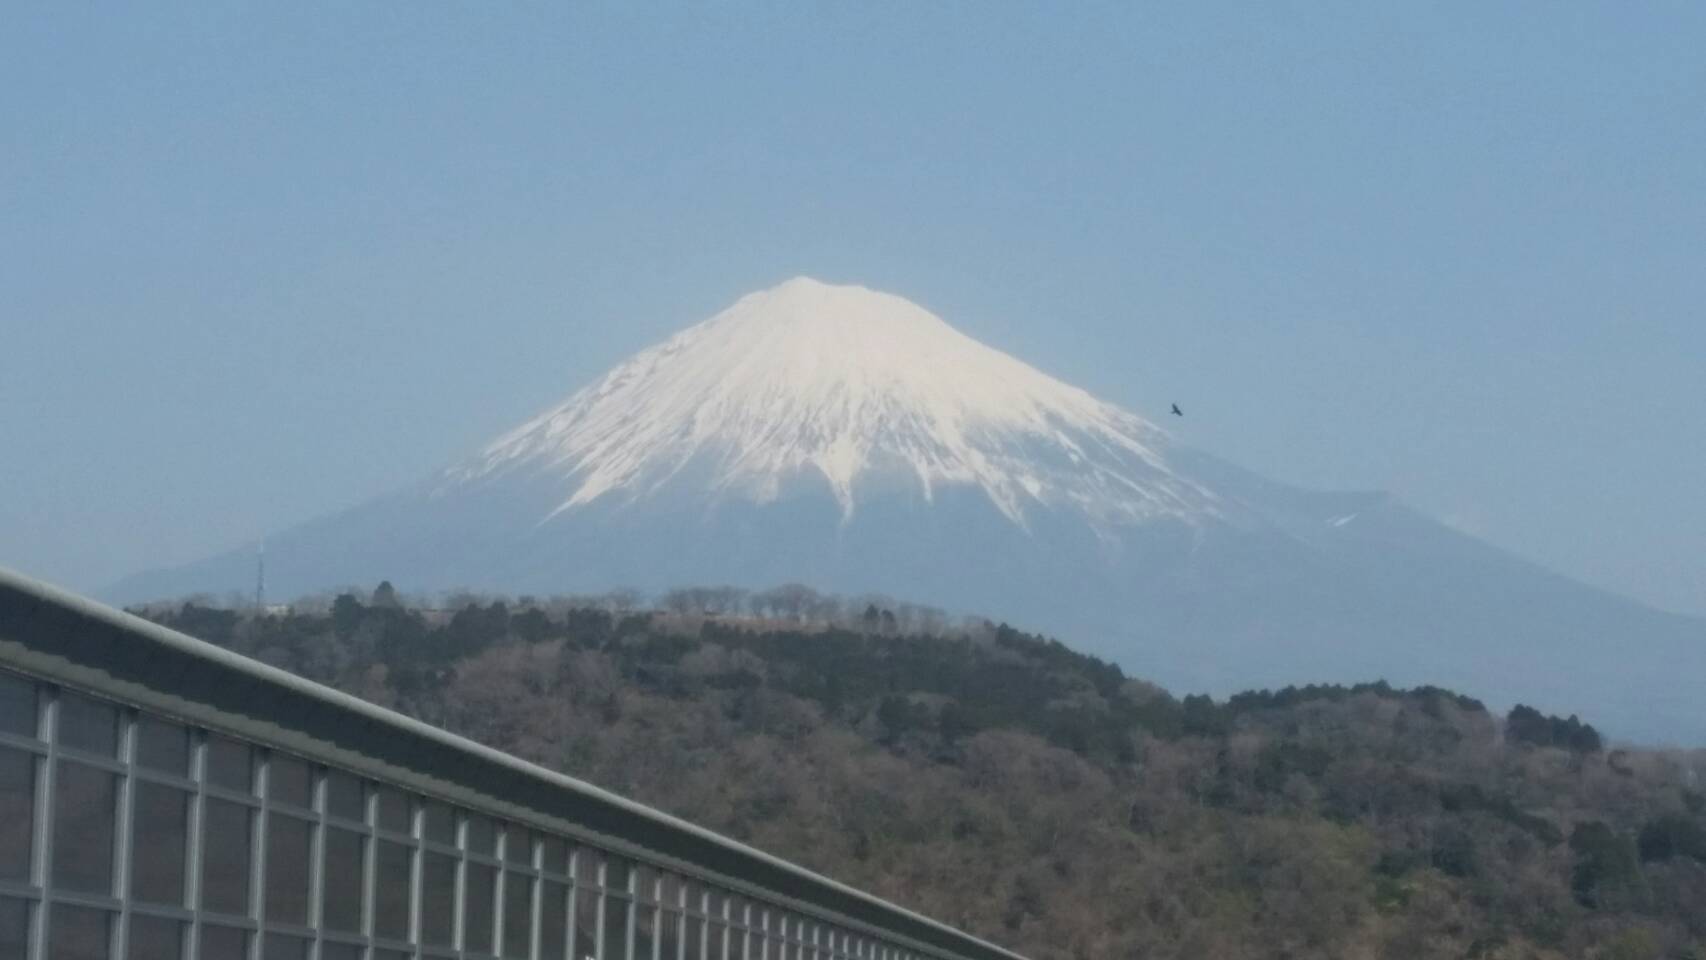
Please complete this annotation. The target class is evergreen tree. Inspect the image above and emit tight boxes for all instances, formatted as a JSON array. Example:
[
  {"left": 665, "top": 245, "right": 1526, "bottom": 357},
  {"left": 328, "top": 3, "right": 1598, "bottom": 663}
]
[{"left": 331, "top": 593, "right": 365, "bottom": 637}]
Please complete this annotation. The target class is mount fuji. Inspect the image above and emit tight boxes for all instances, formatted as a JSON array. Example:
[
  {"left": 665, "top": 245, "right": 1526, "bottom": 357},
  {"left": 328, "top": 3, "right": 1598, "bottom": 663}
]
[{"left": 109, "top": 278, "right": 1706, "bottom": 743}]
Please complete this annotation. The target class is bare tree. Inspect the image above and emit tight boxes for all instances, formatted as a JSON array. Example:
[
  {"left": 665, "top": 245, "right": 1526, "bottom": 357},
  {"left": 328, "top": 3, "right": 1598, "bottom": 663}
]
[{"left": 757, "top": 583, "right": 820, "bottom": 622}]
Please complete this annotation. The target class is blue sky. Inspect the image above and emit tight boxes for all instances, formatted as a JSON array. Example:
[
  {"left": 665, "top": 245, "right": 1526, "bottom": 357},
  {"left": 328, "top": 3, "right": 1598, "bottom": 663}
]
[{"left": 4, "top": 3, "right": 1704, "bottom": 615}]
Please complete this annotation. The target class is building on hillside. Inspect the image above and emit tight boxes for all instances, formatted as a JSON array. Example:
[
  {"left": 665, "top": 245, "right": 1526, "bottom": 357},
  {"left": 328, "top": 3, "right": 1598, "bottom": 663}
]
[{"left": 0, "top": 568, "right": 1026, "bottom": 960}]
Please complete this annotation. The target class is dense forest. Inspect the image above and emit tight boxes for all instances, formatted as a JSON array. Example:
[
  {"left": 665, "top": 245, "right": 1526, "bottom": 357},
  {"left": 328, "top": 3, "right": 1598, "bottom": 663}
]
[{"left": 138, "top": 584, "right": 1706, "bottom": 960}]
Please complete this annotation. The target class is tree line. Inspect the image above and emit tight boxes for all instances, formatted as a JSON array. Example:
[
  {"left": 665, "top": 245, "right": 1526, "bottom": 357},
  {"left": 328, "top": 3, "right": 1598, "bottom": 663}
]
[{"left": 135, "top": 584, "right": 1704, "bottom": 960}]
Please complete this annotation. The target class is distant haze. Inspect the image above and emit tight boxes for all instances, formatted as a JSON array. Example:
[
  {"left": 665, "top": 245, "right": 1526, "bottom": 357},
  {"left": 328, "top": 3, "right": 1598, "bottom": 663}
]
[{"left": 4, "top": 5, "right": 1704, "bottom": 622}]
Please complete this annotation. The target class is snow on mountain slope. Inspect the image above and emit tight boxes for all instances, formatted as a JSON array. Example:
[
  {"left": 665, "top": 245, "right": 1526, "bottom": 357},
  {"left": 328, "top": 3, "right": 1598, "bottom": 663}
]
[
  {"left": 100, "top": 276, "right": 1706, "bottom": 743},
  {"left": 445, "top": 277, "right": 1220, "bottom": 531}
]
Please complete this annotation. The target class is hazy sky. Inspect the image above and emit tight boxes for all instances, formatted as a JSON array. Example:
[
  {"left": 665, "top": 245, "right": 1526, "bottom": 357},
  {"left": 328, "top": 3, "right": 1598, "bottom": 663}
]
[{"left": 4, "top": 4, "right": 1703, "bottom": 616}]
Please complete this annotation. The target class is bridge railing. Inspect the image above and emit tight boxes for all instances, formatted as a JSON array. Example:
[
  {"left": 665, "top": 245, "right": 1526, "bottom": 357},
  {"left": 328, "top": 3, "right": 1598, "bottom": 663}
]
[{"left": 0, "top": 568, "right": 1028, "bottom": 960}]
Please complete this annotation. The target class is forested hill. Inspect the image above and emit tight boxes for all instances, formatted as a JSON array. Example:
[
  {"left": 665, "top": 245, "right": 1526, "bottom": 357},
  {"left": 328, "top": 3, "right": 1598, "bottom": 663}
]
[{"left": 138, "top": 589, "right": 1706, "bottom": 960}]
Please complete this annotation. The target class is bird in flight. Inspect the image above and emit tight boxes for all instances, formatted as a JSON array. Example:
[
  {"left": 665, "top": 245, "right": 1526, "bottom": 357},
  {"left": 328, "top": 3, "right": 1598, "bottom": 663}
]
[{"left": 1171, "top": 403, "right": 1183, "bottom": 417}]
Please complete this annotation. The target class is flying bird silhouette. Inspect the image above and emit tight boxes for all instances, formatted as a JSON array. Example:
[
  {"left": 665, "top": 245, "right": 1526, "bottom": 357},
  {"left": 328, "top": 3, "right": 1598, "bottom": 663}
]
[{"left": 1171, "top": 403, "right": 1183, "bottom": 417}]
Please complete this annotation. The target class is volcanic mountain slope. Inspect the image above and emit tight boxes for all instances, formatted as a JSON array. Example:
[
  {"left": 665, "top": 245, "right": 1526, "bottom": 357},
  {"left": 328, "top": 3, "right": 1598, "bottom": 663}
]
[
  {"left": 447, "top": 277, "right": 1221, "bottom": 530},
  {"left": 108, "top": 278, "right": 1706, "bottom": 743}
]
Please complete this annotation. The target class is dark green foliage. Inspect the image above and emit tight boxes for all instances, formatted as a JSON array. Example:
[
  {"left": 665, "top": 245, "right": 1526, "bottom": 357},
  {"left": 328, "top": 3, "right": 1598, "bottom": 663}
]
[
  {"left": 699, "top": 621, "right": 1141, "bottom": 762},
  {"left": 1569, "top": 822, "right": 1646, "bottom": 908},
  {"left": 1507, "top": 704, "right": 1603, "bottom": 753},
  {"left": 633, "top": 631, "right": 697, "bottom": 664},
  {"left": 366, "top": 606, "right": 430, "bottom": 664},
  {"left": 1438, "top": 783, "right": 1564, "bottom": 845},
  {"left": 171, "top": 602, "right": 240, "bottom": 645},
  {"left": 991, "top": 624, "right": 1126, "bottom": 699},
  {"left": 937, "top": 701, "right": 974, "bottom": 742},
  {"left": 563, "top": 608, "right": 615, "bottom": 646},
  {"left": 331, "top": 593, "right": 365, "bottom": 636},
  {"left": 1429, "top": 822, "right": 1479, "bottom": 878},
  {"left": 876, "top": 694, "right": 925, "bottom": 738},
  {"left": 1227, "top": 681, "right": 1485, "bottom": 717},
  {"left": 449, "top": 601, "right": 510, "bottom": 656},
  {"left": 511, "top": 607, "right": 552, "bottom": 643},
  {"left": 1252, "top": 740, "right": 1334, "bottom": 793},
  {"left": 1637, "top": 814, "right": 1706, "bottom": 863},
  {"left": 1179, "top": 694, "right": 1227, "bottom": 737},
  {"left": 1374, "top": 849, "right": 1419, "bottom": 877}
]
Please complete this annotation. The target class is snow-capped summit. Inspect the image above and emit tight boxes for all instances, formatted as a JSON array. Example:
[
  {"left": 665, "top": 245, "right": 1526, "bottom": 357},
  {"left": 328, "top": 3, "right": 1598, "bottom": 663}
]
[
  {"left": 105, "top": 278, "right": 1706, "bottom": 745},
  {"left": 448, "top": 277, "right": 1218, "bottom": 528}
]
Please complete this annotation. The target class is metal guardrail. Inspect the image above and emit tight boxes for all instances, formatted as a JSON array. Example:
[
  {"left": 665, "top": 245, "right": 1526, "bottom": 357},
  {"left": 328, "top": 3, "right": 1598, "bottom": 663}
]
[{"left": 0, "top": 566, "right": 1028, "bottom": 960}]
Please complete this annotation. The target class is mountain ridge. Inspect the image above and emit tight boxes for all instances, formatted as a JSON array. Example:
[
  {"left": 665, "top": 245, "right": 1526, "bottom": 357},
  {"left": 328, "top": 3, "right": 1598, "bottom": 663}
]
[{"left": 105, "top": 279, "right": 1706, "bottom": 744}]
